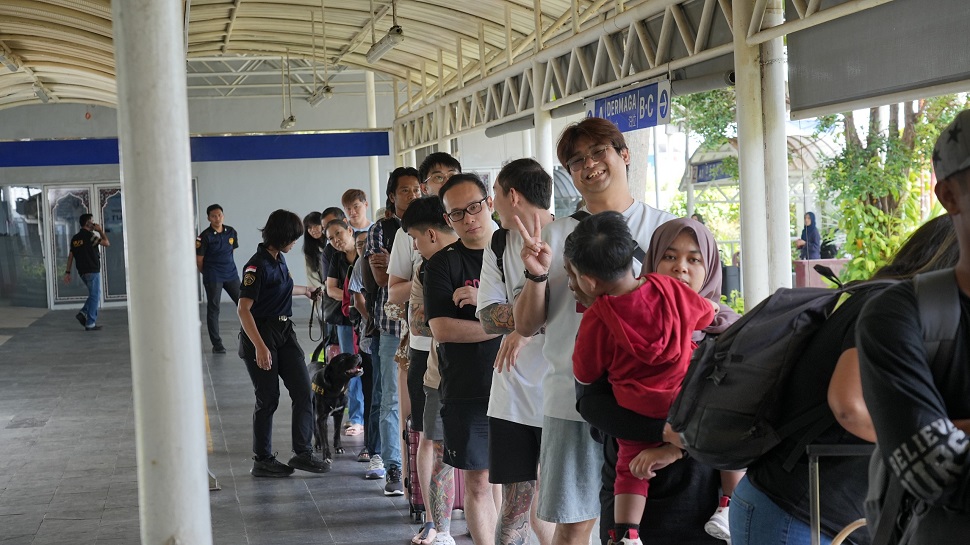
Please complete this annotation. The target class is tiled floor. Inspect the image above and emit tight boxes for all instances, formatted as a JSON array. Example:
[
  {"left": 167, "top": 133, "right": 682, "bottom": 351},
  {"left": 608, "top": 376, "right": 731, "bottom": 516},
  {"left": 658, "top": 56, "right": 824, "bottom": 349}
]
[{"left": 0, "top": 302, "right": 472, "bottom": 544}]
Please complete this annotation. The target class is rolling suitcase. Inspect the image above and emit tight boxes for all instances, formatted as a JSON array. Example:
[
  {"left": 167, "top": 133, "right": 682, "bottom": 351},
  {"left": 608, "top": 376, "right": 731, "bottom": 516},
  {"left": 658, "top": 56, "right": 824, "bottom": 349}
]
[{"left": 404, "top": 415, "right": 464, "bottom": 523}]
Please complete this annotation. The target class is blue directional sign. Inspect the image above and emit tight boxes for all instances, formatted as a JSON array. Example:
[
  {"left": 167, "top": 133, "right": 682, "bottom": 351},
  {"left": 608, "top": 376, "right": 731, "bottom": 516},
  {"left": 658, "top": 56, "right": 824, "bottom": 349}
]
[{"left": 585, "top": 80, "right": 671, "bottom": 133}]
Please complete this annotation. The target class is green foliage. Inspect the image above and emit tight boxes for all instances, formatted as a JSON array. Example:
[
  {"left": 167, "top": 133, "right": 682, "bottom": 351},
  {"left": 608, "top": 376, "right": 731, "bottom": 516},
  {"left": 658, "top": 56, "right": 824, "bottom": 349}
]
[
  {"left": 667, "top": 193, "right": 740, "bottom": 266},
  {"left": 721, "top": 291, "right": 744, "bottom": 314},
  {"left": 815, "top": 97, "right": 967, "bottom": 281},
  {"left": 672, "top": 88, "right": 737, "bottom": 151}
]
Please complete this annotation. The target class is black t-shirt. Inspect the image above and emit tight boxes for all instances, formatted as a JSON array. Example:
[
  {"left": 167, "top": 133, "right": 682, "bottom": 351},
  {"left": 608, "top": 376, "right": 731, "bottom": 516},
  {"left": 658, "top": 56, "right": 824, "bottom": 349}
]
[
  {"left": 424, "top": 240, "right": 499, "bottom": 404},
  {"left": 70, "top": 229, "right": 101, "bottom": 274},
  {"left": 326, "top": 250, "right": 354, "bottom": 326},
  {"left": 748, "top": 284, "right": 888, "bottom": 545},
  {"left": 858, "top": 280, "right": 970, "bottom": 515},
  {"left": 239, "top": 244, "right": 294, "bottom": 318}
]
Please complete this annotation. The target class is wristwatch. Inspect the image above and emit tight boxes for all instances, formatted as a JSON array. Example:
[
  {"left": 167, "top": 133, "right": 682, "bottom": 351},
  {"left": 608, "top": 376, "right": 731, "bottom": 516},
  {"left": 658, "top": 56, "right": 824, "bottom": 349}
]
[{"left": 524, "top": 269, "right": 548, "bottom": 283}]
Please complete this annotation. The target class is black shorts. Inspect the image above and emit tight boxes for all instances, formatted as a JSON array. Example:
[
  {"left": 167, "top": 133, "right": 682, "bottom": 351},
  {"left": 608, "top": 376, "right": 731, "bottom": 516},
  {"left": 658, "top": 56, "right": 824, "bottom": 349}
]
[
  {"left": 488, "top": 418, "right": 541, "bottom": 484},
  {"left": 407, "top": 349, "right": 429, "bottom": 432},
  {"left": 440, "top": 402, "right": 489, "bottom": 471}
]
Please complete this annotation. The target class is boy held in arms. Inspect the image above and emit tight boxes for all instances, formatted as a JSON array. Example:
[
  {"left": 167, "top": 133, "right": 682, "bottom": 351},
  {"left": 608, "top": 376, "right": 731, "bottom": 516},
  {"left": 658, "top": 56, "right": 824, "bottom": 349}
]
[{"left": 567, "top": 211, "right": 715, "bottom": 545}]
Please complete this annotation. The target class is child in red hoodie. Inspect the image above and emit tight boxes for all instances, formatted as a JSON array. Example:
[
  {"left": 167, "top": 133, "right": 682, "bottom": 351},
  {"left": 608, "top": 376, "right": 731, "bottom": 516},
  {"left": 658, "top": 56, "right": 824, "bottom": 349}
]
[{"left": 566, "top": 211, "right": 715, "bottom": 545}]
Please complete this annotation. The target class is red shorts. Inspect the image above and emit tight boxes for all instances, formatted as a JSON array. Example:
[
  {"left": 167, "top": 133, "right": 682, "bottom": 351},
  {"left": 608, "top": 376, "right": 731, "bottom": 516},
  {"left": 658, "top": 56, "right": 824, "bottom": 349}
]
[{"left": 614, "top": 438, "right": 663, "bottom": 496}]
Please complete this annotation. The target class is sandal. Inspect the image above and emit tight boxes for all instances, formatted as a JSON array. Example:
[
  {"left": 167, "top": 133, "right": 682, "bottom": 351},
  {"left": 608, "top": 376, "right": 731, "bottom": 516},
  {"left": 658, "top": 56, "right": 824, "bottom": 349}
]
[
  {"left": 412, "top": 522, "right": 436, "bottom": 545},
  {"left": 344, "top": 423, "right": 364, "bottom": 436}
]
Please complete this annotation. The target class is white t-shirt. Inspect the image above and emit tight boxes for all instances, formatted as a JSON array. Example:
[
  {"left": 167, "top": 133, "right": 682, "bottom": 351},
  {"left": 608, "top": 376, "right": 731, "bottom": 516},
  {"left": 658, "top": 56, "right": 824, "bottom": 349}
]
[
  {"left": 476, "top": 228, "right": 549, "bottom": 428},
  {"left": 541, "top": 201, "right": 676, "bottom": 421},
  {"left": 388, "top": 226, "right": 432, "bottom": 351}
]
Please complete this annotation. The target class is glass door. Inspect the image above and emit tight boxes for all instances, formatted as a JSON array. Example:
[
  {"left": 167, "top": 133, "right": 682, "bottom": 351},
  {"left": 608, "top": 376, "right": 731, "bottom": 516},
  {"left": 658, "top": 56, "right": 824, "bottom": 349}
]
[{"left": 47, "top": 184, "right": 127, "bottom": 306}]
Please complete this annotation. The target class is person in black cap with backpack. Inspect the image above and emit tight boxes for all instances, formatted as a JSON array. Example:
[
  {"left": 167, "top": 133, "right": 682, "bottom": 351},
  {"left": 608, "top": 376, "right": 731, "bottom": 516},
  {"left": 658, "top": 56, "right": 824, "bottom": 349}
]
[
  {"left": 858, "top": 109, "right": 970, "bottom": 545},
  {"left": 238, "top": 209, "right": 330, "bottom": 477}
]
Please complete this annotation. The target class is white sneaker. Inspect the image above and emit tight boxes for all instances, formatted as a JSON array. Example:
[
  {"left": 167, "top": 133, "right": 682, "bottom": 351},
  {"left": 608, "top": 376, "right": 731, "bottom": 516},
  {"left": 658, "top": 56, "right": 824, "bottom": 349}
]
[
  {"left": 432, "top": 534, "right": 456, "bottom": 545},
  {"left": 608, "top": 529, "right": 643, "bottom": 545},
  {"left": 705, "top": 501, "right": 731, "bottom": 543},
  {"left": 364, "top": 454, "right": 385, "bottom": 479}
]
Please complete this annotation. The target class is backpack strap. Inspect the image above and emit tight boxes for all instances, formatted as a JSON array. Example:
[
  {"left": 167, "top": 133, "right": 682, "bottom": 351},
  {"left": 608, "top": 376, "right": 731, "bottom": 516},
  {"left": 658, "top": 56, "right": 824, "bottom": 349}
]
[
  {"left": 570, "top": 210, "right": 646, "bottom": 264},
  {"left": 914, "top": 268, "right": 960, "bottom": 370},
  {"left": 491, "top": 228, "right": 509, "bottom": 284}
]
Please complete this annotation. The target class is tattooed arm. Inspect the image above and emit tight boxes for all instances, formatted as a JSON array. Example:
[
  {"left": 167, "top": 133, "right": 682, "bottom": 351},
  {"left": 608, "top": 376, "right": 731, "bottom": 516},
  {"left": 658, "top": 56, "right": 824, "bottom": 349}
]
[{"left": 477, "top": 303, "right": 514, "bottom": 334}]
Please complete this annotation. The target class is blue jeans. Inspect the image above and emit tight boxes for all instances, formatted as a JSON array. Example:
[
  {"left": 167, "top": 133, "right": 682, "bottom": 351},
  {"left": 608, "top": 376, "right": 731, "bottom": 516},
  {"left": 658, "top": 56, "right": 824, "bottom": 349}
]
[
  {"left": 337, "top": 324, "right": 364, "bottom": 426},
  {"left": 81, "top": 272, "right": 101, "bottom": 327},
  {"left": 366, "top": 339, "right": 382, "bottom": 456},
  {"left": 377, "top": 333, "right": 401, "bottom": 469},
  {"left": 729, "top": 476, "right": 832, "bottom": 545}
]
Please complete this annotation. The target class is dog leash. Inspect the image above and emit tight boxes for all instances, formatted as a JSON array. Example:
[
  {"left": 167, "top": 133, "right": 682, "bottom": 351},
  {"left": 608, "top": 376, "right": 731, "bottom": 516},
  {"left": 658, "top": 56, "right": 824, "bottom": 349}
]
[{"left": 309, "top": 289, "right": 322, "bottom": 342}]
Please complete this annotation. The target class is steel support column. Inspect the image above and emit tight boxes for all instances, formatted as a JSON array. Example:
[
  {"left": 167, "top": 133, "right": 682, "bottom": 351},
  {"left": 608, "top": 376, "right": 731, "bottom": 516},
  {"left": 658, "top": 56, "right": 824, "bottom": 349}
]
[
  {"left": 111, "top": 0, "right": 212, "bottom": 542},
  {"left": 367, "top": 71, "right": 380, "bottom": 219},
  {"left": 734, "top": 0, "right": 770, "bottom": 306},
  {"left": 763, "top": 0, "right": 792, "bottom": 291}
]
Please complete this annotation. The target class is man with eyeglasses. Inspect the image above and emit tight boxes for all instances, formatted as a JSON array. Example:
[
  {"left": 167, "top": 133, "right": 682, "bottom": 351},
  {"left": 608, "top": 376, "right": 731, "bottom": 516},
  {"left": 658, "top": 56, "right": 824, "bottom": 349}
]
[
  {"left": 386, "top": 152, "right": 462, "bottom": 544},
  {"left": 424, "top": 173, "right": 501, "bottom": 545},
  {"left": 513, "top": 117, "right": 675, "bottom": 545}
]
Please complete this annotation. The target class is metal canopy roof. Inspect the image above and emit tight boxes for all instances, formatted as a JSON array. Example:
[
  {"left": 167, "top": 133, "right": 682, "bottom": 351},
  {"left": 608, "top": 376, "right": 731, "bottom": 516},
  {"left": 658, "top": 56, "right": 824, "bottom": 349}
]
[{"left": 0, "top": 0, "right": 890, "bottom": 132}]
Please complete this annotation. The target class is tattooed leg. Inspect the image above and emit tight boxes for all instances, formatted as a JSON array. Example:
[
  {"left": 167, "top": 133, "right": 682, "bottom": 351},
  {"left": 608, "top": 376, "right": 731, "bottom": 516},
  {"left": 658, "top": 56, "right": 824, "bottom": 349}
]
[
  {"left": 429, "top": 440, "right": 455, "bottom": 536},
  {"left": 497, "top": 480, "right": 537, "bottom": 545}
]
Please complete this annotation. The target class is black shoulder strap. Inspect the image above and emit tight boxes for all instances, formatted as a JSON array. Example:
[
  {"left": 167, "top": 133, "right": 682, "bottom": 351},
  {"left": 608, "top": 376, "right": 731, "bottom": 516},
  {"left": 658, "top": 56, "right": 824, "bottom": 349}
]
[
  {"left": 491, "top": 228, "right": 509, "bottom": 284},
  {"left": 569, "top": 210, "right": 645, "bottom": 264},
  {"left": 914, "top": 268, "right": 960, "bottom": 370},
  {"left": 381, "top": 217, "right": 401, "bottom": 251}
]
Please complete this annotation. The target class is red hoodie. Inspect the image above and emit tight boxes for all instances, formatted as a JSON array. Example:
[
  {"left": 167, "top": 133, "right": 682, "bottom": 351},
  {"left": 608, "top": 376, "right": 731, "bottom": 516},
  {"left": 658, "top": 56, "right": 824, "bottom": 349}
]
[{"left": 573, "top": 273, "right": 715, "bottom": 418}]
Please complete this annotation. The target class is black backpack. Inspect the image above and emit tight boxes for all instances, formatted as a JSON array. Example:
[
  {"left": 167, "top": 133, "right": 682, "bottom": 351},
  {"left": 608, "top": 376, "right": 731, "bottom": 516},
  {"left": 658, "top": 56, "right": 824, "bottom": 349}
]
[
  {"left": 667, "top": 276, "right": 894, "bottom": 471},
  {"left": 491, "top": 228, "right": 509, "bottom": 283}
]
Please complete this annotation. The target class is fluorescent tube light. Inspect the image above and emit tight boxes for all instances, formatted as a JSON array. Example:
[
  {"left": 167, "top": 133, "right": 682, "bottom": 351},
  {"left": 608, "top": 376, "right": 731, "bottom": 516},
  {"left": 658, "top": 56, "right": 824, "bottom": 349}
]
[
  {"left": 365, "top": 26, "right": 404, "bottom": 64},
  {"left": 306, "top": 85, "right": 333, "bottom": 107}
]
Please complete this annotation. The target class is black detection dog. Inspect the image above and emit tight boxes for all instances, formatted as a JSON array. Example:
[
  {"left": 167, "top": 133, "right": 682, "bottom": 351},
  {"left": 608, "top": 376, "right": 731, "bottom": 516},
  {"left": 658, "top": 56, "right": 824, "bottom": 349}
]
[{"left": 307, "top": 352, "right": 363, "bottom": 462}]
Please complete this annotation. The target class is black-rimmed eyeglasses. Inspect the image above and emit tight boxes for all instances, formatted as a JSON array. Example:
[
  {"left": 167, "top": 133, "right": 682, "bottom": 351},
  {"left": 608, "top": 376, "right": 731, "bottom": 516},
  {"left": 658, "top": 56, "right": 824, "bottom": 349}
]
[{"left": 445, "top": 197, "right": 488, "bottom": 222}]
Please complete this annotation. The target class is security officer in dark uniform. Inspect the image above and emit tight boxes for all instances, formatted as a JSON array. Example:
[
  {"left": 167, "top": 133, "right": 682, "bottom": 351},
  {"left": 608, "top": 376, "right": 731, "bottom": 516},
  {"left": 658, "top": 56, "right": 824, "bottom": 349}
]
[
  {"left": 238, "top": 209, "right": 330, "bottom": 477},
  {"left": 197, "top": 203, "right": 240, "bottom": 354}
]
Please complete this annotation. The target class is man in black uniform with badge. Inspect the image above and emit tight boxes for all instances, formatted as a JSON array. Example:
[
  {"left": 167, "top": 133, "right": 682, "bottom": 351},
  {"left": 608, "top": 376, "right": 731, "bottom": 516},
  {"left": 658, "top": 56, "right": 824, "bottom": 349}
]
[
  {"left": 424, "top": 174, "right": 501, "bottom": 544},
  {"left": 238, "top": 209, "right": 331, "bottom": 477},
  {"left": 197, "top": 204, "right": 240, "bottom": 354},
  {"left": 64, "top": 213, "right": 110, "bottom": 331}
]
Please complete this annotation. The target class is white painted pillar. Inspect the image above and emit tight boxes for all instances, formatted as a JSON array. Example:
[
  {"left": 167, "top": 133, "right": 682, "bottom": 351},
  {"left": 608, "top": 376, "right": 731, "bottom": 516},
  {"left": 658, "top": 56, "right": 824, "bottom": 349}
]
[
  {"left": 366, "top": 71, "right": 381, "bottom": 219},
  {"left": 110, "top": 1, "right": 212, "bottom": 543},
  {"left": 763, "top": 0, "right": 791, "bottom": 290},
  {"left": 532, "top": 61, "right": 555, "bottom": 210},
  {"left": 522, "top": 128, "right": 534, "bottom": 159},
  {"left": 734, "top": 0, "right": 770, "bottom": 306},
  {"left": 437, "top": 104, "right": 450, "bottom": 154},
  {"left": 407, "top": 149, "right": 417, "bottom": 169}
]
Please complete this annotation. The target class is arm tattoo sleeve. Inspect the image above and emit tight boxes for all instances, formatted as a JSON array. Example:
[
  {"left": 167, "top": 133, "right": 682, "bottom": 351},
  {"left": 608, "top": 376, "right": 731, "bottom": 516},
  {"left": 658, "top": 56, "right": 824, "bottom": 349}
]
[{"left": 479, "top": 303, "right": 515, "bottom": 334}]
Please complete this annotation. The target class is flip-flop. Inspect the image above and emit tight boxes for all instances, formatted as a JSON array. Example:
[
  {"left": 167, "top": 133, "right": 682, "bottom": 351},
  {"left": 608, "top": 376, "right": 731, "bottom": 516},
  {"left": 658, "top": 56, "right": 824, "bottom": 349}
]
[
  {"left": 344, "top": 423, "right": 363, "bottom": 436},
  {"left": 411, "top": 521, "right": 436, "bottom": 545}
]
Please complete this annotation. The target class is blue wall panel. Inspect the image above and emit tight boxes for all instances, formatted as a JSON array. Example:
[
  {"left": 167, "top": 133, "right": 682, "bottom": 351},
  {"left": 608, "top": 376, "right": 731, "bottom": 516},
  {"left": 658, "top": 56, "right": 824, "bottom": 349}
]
[{"left": 0, "top": 132, "right": 390, "bottom": 167}]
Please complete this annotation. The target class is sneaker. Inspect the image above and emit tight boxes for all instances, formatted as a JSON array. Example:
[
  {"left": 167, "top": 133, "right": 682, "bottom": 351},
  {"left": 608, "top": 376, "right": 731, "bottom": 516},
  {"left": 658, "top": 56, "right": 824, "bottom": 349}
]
[
  {"left": 85, "top": 325, "right": 102, "bottom": 331},
  {"left": 75, "top": 312, "right": 87, "bottom": 327},
  {"left": 384, "top": 465, "right": 404, "bottom": 496},
  {"left": 344, "top": 423, "right": 363, "bottom": 436},
  {"left": 251, "top": 454, "right": 294, "bottom": 478},
  {"left": 357, "top": 448, "right": 370, "bottom": 463},
  {"left": 364, "top": 454, "right": 385, "bottom": 479},
  {"left": 704, "top": 496, "right": 731, "bottom": 543},
  {"left": 212, "top": 345, "right": 227, "bottom": 354},
  {"left": 288, "top": 451, "right": 331, "bottom": 473},
  {"left": 607, "top": 529, "right": 643, "bottom": 545},
  {"left": 432, "top": 534, "right": 456, "bottom": 545}
]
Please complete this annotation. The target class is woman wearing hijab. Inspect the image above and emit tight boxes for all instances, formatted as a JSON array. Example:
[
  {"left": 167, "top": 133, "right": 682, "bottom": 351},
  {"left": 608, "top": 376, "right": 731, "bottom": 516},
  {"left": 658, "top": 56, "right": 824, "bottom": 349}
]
[
  {"left": 576, "top": 217, "right": 741, "bottom": 545},
  {"left": 796, "top": 212, "right": 821, "bottom": 260}
]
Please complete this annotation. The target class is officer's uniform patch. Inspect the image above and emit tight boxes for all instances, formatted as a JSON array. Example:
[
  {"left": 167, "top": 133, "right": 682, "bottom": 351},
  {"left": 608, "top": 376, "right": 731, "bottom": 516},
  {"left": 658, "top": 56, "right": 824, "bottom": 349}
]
[{"left": 243, "top": 273, "right": 255, "bottom": 286}]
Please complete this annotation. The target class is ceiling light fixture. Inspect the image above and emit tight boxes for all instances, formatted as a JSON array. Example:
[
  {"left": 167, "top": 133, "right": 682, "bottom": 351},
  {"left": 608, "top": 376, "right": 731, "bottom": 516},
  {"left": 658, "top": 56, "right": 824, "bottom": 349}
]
[
  {"left": 0, "top": 52, "right": 19, "bottom": 72},
  {"left": 33, "top": 85, "right": 50, "bottom": 103},
  {"left": 307, "top": 3, "right": 335, "bottom": 107},
  {"left": 365, "top": 1, "right": 403, "bottom": 64}
]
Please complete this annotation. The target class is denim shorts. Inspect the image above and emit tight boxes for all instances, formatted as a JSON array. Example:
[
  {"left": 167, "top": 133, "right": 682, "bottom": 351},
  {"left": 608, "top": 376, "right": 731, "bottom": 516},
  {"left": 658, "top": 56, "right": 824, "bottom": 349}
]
[{"left": 536, "top": 416, "right": 604, "bottom": 523}]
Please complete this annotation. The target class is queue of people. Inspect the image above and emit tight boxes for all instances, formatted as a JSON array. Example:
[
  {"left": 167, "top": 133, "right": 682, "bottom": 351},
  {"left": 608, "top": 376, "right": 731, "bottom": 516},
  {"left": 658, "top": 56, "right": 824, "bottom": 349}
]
[{"left": 187, "top": 109, "right": 970, "bottom": 545}]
